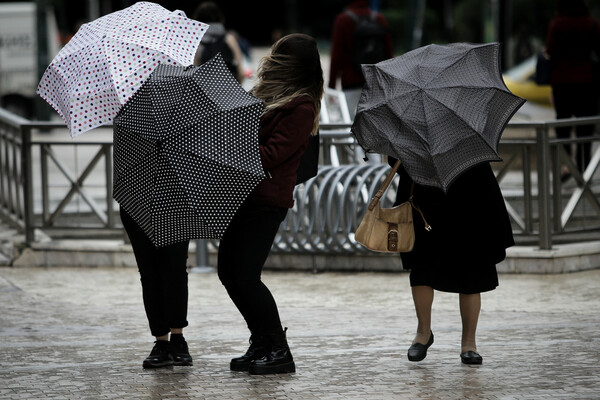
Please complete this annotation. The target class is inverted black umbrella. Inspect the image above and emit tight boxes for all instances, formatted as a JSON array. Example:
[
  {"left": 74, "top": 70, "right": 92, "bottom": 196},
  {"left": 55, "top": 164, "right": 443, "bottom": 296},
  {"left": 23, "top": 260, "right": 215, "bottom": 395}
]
[
  {"left": 113, "top": 54, "right": 265, "bottom": 247},
  {"left": 352, "top": 42, "right": 525, "bottom": 192}
]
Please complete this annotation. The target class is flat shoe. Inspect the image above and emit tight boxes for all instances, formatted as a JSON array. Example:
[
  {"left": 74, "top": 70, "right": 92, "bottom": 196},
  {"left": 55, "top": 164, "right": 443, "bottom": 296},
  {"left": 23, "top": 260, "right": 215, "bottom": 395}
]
[
  {"left": 407, "top": 332, "right": 434, "bottom": 362},
  {"left": 460, "top": 350, "right": 483, "bottom": 365}
]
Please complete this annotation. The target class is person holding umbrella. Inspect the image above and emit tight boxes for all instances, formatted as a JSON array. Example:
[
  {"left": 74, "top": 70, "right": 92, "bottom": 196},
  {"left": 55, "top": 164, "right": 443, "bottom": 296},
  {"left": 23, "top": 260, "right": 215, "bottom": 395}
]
[
  {"left": 217, "top": 33, "right": 324, "bottom": 375},
  {"left": 352, "top": 42, "right": 524, "bottom": 364},
  {"left": 387, "top": 158, "right": 514, "bottom": 365},
  {"left": 120, "top": 210, "right": 193, "bottom": 368},
  {"left": 36, "top": 2, "right": 209, "bottom": 370},
  {"left": 114, "top": 56, "right": 265, "bottom": 369}
]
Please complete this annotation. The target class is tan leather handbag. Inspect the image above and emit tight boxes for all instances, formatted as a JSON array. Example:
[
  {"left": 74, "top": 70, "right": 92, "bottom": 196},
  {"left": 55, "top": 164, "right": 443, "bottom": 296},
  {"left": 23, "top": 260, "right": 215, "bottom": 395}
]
[{"left": 355, "top": 160, "right": 430, "bottom": 253}]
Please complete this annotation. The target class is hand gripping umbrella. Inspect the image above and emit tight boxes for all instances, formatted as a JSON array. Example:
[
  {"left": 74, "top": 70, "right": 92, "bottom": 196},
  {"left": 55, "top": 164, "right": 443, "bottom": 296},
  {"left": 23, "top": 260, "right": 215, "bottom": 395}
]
[
  {"left": 113, "top": 54, "right": 265, "bottom": 247},
  {"left": 352, "top": 42, "right": 525, "bottom": 192},
  {"left": 36, "top": 1, "right": 208, "bottom": 137}
]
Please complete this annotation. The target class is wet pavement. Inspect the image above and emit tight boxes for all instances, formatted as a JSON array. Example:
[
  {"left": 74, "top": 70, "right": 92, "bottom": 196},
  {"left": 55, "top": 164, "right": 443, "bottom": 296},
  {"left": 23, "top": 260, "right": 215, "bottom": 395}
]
[{"left": 1, "top": 266, "right": 599, "bottom": 399}]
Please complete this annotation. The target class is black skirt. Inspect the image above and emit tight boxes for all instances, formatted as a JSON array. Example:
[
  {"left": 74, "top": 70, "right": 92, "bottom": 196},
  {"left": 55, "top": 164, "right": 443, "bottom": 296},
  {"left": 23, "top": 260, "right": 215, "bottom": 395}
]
[{"left": 391, "top": 160, "right": 514, "bottom": 294}]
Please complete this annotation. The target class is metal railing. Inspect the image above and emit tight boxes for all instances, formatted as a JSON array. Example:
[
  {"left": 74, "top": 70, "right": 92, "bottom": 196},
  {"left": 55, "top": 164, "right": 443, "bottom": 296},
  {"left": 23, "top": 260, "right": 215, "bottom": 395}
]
[{"left": 1, "top": 107, "right": 599, "bottom": 252}]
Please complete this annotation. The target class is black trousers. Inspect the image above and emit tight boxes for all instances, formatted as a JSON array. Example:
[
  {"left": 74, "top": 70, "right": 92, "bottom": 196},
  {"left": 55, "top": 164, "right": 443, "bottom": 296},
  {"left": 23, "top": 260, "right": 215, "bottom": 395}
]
[
  {"left": 217, "top": 203, "right": 288, "bottom": 335},
  {"left": 120, "top": 207, "right": 190, "bottom": 337},
  {"left": 552, "top": 83, "right": 598, "bottom": 171}
]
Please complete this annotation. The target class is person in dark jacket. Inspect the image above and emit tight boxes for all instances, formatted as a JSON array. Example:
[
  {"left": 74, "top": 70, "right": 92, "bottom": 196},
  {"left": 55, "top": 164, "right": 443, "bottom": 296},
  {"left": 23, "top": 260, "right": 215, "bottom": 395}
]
[
  {"left": 545, "top": 0, "right": 600, "bottom": 179},
  {"left": 388, "top": 157, "right": 514, "bottom": 365},
  {"left": 217, "top": 33, "right": 324, "bottom": 375},
  {"left": 328, "top": 0, "right": 393, "bottom": 119},
  {"left": 192, "top": 1, "right": 245, "bottom": 83}
]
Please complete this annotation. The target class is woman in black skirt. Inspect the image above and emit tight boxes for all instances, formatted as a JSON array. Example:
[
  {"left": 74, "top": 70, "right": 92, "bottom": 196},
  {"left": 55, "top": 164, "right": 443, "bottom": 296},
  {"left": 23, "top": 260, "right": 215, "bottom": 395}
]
[{"left": 389, "top": 157, "right": 514, "bottom": 365}]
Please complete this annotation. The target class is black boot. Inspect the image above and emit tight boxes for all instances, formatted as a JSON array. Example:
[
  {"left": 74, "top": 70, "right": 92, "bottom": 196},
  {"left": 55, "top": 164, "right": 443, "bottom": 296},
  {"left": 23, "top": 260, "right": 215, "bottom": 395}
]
[
  {"left": 248, "top": 327, "right": 295, "bottom": 375},
  {"left": 230, "top": 334, "right": 268, "bottom": 371}
]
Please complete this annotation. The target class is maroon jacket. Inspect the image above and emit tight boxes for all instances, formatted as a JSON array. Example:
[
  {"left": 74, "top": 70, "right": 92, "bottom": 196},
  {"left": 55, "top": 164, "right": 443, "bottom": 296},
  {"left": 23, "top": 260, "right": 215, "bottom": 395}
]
[
  {"left": 328, "top": 0, "right": 393, "bottom": 89},
  {"left": 246, "top": 95, "right": 315, "bottom": 209},
  {"left": 546, "top": 14, "right": 600, "bottom": 84}
]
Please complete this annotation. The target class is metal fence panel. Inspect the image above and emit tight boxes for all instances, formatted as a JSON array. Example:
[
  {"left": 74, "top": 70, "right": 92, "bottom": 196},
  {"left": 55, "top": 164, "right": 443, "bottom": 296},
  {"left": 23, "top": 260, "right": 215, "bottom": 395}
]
[{"left": 1, "top": 108, "right": 599, "bottom": 251}]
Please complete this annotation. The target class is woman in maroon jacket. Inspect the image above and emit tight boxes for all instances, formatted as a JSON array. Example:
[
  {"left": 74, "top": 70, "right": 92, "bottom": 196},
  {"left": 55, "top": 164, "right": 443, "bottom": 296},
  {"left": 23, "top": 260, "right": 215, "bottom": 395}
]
[
  {"left": 545, "top": 0, "right": 600, "bottom": 178},
  {"left": 217, "top": 33, "right": 324, "bottom": 375}
]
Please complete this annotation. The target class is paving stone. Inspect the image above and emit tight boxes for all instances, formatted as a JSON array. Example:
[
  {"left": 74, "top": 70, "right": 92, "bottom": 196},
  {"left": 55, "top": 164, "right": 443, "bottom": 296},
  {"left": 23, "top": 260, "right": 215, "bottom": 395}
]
[{"left": 0, "top": 266, "right": 599, "bottom": 399}]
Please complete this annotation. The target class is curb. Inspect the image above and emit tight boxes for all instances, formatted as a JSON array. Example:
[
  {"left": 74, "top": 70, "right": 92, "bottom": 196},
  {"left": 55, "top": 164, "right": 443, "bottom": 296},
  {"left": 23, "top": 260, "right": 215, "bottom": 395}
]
[{"left": 7, "top": 238, "right": 600, "bottom": 274}]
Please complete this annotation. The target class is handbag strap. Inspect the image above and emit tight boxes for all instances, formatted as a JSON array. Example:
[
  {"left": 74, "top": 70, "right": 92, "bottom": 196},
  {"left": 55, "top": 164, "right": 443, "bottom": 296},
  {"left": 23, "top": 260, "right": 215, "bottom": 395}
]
[
  {"left": 409, "top": 191, "right": 432, "bottom": 231},
  {"left": 367, "top": 159, "right": 432, "bottom": 231},
  {"left": 367, "top": 160, "right": 401, "bottom": 211}
]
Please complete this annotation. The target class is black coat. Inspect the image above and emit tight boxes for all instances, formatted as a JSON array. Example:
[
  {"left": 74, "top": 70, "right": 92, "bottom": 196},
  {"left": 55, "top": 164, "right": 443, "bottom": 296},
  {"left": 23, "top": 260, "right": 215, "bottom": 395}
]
[{"left": 390, "top": 158, "right": 514, "bottom": 270}]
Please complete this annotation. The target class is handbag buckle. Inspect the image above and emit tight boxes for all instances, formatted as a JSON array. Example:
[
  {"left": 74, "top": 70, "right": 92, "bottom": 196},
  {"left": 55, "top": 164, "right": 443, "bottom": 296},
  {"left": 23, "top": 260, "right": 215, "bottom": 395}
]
[{"left": 387, "top": 223, "right": 398, "bottom": 251}]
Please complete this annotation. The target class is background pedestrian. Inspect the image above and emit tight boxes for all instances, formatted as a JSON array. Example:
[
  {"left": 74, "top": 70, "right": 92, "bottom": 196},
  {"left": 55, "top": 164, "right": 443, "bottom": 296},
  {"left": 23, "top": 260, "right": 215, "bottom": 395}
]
[
  {"left": 193, "top": 1, "right": 245, "bottom": 83},
  {"left": 328, "top": 0, "right": 393, "bottom": 119},
  {"left": 545, "top": 0, "right": 600, "bottom": 180}
]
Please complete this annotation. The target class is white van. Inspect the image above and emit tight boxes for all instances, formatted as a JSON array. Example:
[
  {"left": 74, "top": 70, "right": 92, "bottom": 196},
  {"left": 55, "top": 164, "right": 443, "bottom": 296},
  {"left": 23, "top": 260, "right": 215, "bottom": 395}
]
[{"left": 0, "top": 2, "right": 59, "bottom": 118}]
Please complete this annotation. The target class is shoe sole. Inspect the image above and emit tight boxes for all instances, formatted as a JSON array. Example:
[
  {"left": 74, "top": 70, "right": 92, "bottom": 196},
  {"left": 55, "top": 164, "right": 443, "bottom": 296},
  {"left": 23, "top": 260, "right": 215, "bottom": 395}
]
[
  {"left": 407, "top": 354, "right": 427, "bottom": 362},
  {"left": 230, "top": 362, "right": 250, "bottom": 372},
  {"left": 461, "top": 358, "right": 483, "bottom": 365},
  {"left": 248, "top": 362, "right": 296, "bottom": 375},
  {"left": 173, "top": 360, "right": 193, "bottom": 366},
  {"left": 143, "top": 361, "right": 174, "bottom": 369}
]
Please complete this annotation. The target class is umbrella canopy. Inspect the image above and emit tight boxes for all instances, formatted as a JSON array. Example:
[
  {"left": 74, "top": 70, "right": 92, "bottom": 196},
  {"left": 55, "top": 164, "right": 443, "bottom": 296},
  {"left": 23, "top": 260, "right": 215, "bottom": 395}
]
[
  {"left": 113, "top": 55, "right": 265, "bottom": 247},
  {"left": 37, "top": 1, "right": 208, "bottom": 137},
  {"left": 352, "top": 42, "right": 525, "bottom": 192}
]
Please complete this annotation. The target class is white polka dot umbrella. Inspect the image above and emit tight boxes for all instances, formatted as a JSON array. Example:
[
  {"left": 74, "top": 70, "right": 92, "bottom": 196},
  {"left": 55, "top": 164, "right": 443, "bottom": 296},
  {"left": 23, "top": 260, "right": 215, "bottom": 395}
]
[
  {"left": 36, "top": 1, "right": 208, "bottom": 137},
  {"left": 113, "top": 54, "right": 265, "bottom": 247},
  {"left": 352, "top": 42, "right": 525, "bottom": 192}
]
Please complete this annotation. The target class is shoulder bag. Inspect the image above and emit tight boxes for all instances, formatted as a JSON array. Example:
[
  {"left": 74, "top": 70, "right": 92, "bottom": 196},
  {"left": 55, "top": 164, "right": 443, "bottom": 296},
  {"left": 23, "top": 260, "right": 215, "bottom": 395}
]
[{"left": 355, "top": 160, "right": 430, "bottom": 253}]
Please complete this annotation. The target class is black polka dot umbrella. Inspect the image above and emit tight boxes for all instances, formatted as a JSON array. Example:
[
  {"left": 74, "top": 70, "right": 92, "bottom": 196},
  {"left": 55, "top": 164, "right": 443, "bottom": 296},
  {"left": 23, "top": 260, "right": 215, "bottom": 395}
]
[
  {"left": 113, "top": 54, "right": 265, "bottom": 247},
  {"left": 352, "top": 42, "right": 525, "bottom": 192}
]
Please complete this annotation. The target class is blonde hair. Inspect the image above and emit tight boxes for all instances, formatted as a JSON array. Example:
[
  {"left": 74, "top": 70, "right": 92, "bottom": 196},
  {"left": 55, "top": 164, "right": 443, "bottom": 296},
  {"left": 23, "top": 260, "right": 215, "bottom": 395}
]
[{"left": 250, "top": 34, "right": 324, "bottom": 134}]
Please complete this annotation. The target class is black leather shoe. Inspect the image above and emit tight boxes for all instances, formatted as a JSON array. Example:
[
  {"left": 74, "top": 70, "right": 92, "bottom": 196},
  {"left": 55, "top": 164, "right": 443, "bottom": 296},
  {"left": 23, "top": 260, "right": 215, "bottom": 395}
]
[
  {"left": 143, "top": 341, "right": 173, "bottom": 368},
  {"left": 407, "top": 332, "right": 434, "bottom": 362},
  {"left": 230, "top": 334, "right": 267, "bottom": 371},
  {"left": 170, "top": 336, "right": 193, "bottom": 366},
  {"left": 460, "top": 350, "right": 483, "bottom": 365}
]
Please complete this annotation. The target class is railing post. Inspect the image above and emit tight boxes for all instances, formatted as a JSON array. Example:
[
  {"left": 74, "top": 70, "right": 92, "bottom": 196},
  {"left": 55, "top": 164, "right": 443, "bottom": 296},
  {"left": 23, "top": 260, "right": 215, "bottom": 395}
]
[
  {"left": 523, "top": 145, "right": 533, "bottom": 234},
  {"left": 191, "top": 239, "right": 214, "bottom": 273},
  {"left": 535, "top": 125, "right": 552, "bottom": 250},
  {"left": 41, "top": 144, "right": 50, "bottom": 223},
  {"left": 551, "top": 140, "right": 562, "bottom": 232},
  {"left": 104, "top": 144, "right": 114, "bottom": 227},
  {"left": 21, "top": 126, "right": 35, "bottom": 244}
]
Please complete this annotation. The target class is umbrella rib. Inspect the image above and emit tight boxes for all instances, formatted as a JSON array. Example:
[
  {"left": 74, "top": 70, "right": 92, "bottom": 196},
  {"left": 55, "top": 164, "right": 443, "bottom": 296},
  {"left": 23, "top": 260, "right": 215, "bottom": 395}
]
[
  {"left": 370, "top": 67, "right": 422, "bottom": 109},
  {"left": 422, "top": 89, "right": 503, "bottom": 154},
  {"left": 423, "top": 44, "right": 497, "bottom": 88},
  {"left": 163, "top": 146, "right": 265, "bottom": 180}
]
